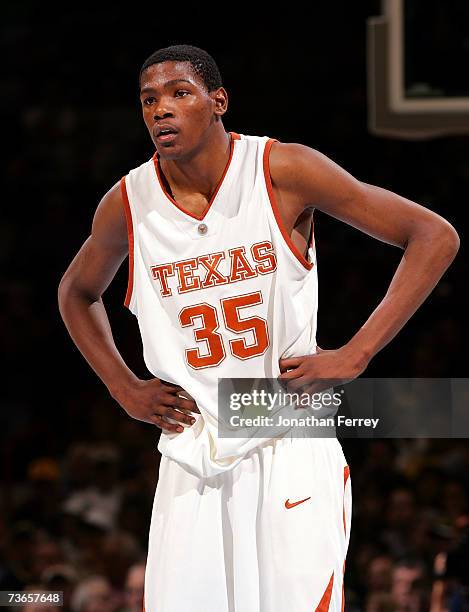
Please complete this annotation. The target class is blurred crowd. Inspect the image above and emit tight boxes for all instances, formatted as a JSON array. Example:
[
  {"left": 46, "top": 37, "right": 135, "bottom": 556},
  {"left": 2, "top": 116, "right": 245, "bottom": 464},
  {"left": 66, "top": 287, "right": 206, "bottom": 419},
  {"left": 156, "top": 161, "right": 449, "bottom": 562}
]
[
  {"left": 0, "top": 438, "right": 468, "bottom": 611},
  {"left": 2, "top": 3, "right": 469, "bottom": 610},
  {"left": 0, "top": 441, "right": 156, "bottom": 611},
  {"left": 343, "top": 439, "right": 469, "bottom": 611}
]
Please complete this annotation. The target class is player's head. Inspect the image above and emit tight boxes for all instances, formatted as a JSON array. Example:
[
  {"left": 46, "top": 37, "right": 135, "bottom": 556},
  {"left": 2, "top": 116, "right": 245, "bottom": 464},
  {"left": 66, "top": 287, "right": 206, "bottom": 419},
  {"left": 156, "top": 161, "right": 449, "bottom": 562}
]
[
  {"left": 139, "top": 44, "right": 228, "bottom": 159},
  {"left": 140, "top": 45, "right": 222, "bottom": 93}
]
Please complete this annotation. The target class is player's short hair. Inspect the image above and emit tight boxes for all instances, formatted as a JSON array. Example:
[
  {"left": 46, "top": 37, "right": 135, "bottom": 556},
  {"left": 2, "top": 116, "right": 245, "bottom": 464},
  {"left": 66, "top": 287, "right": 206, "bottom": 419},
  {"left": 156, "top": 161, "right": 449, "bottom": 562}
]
[{"left": 140, "top": 45, "right": 223, "bottom": 92}]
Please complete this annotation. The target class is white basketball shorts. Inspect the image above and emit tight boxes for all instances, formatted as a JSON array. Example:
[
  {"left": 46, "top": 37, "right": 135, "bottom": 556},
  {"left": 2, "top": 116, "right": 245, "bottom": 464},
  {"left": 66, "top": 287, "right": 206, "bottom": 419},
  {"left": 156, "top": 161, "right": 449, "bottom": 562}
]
[{"left": 143, "top": 436, "right": 352, "bottom": 612}]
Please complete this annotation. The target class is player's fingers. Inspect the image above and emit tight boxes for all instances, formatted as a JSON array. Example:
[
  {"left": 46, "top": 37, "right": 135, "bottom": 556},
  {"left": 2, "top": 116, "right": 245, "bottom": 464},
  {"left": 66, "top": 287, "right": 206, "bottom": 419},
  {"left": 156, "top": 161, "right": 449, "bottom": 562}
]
[
  {"left": 293, "top": 377, "right": 330, "bottom": 393},
  {"left": 279, "top": 361, "right": 289, "bottom": 374},
  {"left": 159, "top": 378, "right": 190, "bottom": 393},
  {"left": 161, "top": 394, "right": 199, "bottom": 414},
  {"left": 159, "top": 380, "right": 197, "bottom": 405},
  {"left": 155, "top": 413, "right": 189, "bottom": 433},
  {"left": 284, "top": 375, "right": 309, "bottom": 391},
  {"left": 160, "top": 392, "right": 184, "bottom": 407},
  {"left": 175, "top": 396, "right": 201, "bottom": 413},
  {"left": 301, "top": 383, "right": 318, "bottom": 397},
  {"left": 177, "top": 388, "right": 196, "bottom": 402},
  {"left": 278, "top": 367, "right": 304, "bottom": 380},
  {"left": 158, "top": 382, "right": 180, "bottom": 394},
  {"left": 161, "top": 406, "right": 197, "bottom": 426},
  {"left": 279, "top": 356, "right": 303, "bottom": 370},
  {"left": 150, "top": 414, "right": 184, "bottom": 433}
]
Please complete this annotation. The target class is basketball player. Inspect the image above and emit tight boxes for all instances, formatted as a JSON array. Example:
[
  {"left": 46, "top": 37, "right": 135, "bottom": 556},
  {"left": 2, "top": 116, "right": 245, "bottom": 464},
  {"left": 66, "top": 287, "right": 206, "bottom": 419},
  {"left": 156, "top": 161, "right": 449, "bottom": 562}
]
[{"left": 58, "top": 45, "right": 459, "bottom": 611}]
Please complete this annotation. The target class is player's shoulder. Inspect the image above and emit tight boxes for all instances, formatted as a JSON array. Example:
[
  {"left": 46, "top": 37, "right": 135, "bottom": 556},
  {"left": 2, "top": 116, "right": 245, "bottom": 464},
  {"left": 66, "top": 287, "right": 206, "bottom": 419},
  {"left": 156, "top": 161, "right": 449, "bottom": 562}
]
[
  {"left": 269, "top": 140, "right": 323, "bottom": 167},
  {"left": 237, "top": 132, "right": 319, "bottom": 161},
  {"left": 267, "top": 139, "right": 326, "bottom": 190},
  {"left": 91, "top": 179, "right": 128, "bottom": 251},
  {"left": 97, "top": 179, "right": 125, "bottom": 211},
  {"left": 91, "top": 154, "right": 155, "bottom": 251}
]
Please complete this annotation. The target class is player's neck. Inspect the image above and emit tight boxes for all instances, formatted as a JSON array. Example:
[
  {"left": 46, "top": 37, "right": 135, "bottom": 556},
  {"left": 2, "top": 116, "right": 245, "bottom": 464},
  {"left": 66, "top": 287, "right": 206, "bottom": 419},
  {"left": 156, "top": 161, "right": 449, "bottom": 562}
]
[{"left": 158, "top": 128, "right": 231, "bottom": 201}]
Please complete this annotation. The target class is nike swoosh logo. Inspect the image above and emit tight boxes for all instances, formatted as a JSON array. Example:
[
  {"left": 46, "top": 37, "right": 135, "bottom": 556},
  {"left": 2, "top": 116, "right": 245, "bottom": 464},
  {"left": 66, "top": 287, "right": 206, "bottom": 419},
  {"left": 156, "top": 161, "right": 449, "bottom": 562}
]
[{"left": 285, "top": 496, "right": 311, "bottom": 509}]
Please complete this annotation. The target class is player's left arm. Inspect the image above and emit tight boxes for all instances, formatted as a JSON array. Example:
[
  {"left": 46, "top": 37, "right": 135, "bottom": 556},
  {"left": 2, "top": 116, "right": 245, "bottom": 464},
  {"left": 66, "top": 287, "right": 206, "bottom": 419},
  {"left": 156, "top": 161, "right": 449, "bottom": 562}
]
[{"left": 271, "top": 142, "right": 460, "bottom": 389}]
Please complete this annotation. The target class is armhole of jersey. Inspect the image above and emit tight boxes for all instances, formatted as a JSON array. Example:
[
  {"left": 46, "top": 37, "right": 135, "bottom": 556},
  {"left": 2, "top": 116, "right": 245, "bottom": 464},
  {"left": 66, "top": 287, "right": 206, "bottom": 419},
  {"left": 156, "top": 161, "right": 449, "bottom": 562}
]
[
  {"left": 262, "top": 138, "right": 314, "bottom": 271},
  {"left": 120, "top": 176, "right": 135, "bottom": 311},
  {"left": 307, "top": 211, "right": 316, "bottom": 265}
]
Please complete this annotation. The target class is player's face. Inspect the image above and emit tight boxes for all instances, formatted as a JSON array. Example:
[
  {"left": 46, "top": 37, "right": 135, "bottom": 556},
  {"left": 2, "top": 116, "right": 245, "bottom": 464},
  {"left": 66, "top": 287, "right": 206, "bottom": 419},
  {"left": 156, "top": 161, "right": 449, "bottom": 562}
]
[{"left": 139, "top": 61, "right": 227, "bottom": 160}]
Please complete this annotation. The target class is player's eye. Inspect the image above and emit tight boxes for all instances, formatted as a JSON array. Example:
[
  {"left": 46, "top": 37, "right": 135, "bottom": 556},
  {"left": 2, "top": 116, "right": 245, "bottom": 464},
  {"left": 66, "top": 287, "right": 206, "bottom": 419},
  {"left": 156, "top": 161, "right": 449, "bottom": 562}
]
[
  {"left": 175, "top": 90, "right": 189, "bottom": 97},
  {"left": 143, "top": 97, "right": 156, "bottom": 106}
]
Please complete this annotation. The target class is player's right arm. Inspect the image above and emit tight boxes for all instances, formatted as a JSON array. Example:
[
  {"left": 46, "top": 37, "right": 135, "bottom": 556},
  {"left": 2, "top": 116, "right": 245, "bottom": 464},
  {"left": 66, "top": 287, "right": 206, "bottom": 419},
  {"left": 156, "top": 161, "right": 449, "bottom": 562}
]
[{"left": 57, "top": 181, "right": 199, "bottom": 433}]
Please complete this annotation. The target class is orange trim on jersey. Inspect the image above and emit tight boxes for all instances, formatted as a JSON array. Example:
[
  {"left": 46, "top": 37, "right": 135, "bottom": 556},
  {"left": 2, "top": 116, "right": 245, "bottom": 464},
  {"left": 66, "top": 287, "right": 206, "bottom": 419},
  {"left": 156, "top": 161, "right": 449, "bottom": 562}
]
[
  {"left": 341, "top": 465, "right": 350, "bottom": 611},
  {"left": 263, "top": 138, "right": 314, "bottom": 271},
  {"left": 309, "top": 212, "right": 315, "bottom": 251},
  {"left": 316, "top": 572, "right": 334, "bottom": 611},
  {"left": 120, "top": 176, "right": 134, "bottom": 309},
  {"left": 344, "top": 465, "right": 350, "bottom": 489},
  {"left": 343, "top": 465, "right": 350, "bottom": 534},
  {"left": 152, "top": 131, "right": 238, "bottom": 221}
]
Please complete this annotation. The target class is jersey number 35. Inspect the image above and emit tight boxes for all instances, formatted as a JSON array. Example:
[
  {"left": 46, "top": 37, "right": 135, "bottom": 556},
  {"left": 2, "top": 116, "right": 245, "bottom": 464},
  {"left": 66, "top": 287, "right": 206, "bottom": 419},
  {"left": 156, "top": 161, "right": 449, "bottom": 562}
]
[{"left": 178, "top": 290, "right": 269, "bottom": 369}]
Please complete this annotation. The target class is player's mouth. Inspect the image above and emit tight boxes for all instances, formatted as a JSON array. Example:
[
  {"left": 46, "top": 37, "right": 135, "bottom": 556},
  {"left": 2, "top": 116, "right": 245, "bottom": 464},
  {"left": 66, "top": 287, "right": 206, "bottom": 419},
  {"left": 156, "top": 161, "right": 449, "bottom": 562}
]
[{"left": 154, "top": 124, "right": 179, "bottom": 143}]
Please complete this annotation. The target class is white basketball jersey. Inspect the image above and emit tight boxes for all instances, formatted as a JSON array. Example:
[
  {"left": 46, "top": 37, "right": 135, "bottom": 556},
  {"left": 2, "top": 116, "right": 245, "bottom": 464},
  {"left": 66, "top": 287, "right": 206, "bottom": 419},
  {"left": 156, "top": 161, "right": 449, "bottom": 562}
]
[{"left": 121, "top": 132, "right": 318, "bottom": 477}]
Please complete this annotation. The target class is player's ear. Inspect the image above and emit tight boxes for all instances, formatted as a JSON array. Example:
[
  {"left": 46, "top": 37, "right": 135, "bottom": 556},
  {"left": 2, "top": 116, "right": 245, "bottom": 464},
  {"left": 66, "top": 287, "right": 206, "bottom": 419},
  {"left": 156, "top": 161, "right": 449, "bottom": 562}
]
[{"left": 211, "top": 86, "right": 228, "bottom": 117}]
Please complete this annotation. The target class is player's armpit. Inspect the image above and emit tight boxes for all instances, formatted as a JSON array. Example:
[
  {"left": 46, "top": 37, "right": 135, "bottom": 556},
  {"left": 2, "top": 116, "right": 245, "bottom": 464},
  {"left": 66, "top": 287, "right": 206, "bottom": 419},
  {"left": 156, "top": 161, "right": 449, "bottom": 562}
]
[{"left": 269, "top": 141, "right": 459, "bottom": 250}]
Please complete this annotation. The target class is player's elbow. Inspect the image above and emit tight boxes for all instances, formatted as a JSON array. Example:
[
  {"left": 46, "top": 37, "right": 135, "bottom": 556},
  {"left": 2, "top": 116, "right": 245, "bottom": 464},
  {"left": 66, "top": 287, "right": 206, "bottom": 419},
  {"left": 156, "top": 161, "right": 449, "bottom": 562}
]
[
  {"left": 428, "top": 217, "right": 460, "bottom": 264},
  {"left": 57, "top": 271, "right": 74, "bottom": 313},
  {"left": 57, "top": 269, "right": 95, "bottom": 314},
  {"left": 437, "top": 219, "right": 460, "bottom": 259},
  {"left": 405, "top": 213, "right": 459, "bottom": 268}
]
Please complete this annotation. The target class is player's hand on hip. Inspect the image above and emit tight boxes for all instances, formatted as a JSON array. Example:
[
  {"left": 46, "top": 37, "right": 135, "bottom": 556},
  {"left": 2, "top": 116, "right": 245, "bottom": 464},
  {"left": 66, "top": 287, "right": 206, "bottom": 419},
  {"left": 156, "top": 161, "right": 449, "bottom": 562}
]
[
  {"left": 112, "top": 378, "right": 200, "bottom": 433},
  {"left": 278, "top": 345, "right": 368, "bottom": 394}
]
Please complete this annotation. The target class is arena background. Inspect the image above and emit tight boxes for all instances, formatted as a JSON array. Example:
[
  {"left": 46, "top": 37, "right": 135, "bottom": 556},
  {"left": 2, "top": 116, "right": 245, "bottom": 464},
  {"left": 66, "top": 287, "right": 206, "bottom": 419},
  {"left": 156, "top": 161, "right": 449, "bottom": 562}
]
[{"left": 2, "top": 2, "right": 468, "bottom": 610}]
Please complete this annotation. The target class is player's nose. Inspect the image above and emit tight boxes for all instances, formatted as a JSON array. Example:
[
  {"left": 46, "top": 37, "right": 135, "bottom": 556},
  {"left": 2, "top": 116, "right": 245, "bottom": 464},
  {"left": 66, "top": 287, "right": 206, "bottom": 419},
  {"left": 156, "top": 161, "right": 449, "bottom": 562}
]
[
  {"left": 153, "top": 101, "right": 174, "bottom": 121},
  {"left": 154, "top": 112, "right": 174, "bottom": 123}
]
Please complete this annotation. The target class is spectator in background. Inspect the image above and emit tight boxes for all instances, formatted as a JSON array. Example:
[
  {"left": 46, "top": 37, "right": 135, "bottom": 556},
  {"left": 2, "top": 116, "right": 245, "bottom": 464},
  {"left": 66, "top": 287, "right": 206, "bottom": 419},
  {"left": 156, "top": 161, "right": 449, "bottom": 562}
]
[
  {"left": 430, "top": 516, "right": 469, "bottom": 611},
  {"left": 41, "top": 564, "right": 78, "bottom": 612},
  {"left": 29, "top": 533, "right": 65, "bottom": 584},
  {"left": 99, "top": 530, "right": 142, "bottom": 590},
  {"left": 21, "top": 587, "right": 57, "bottom": 612},
  {"left": 0, "top": 522, "right": 39, "bottom": 589},
  {"left": 62, "top": 445, "right": 123, "bottom": 532},
  {"left": 382, "top": 488, "right": 417, "bottom": 558},
  {"left": 441, "top": 480, "right": 468, "bottom": 523},
  {"left": 365, "top": 591, "right": 395, "bottom": 612},
  {"left": 367, "top": 555, "right": 393, "bottom": 596},
  {"left": 62, "top": 444, "right": 95, "bottom": 496},
  {"left": 70, "top": 575, "right": 117, "bottom": 612},
  {"left": 390, "top": 560, "right": 429, "bottom": 611},
  {"left": 123, "top": 563, "right": 145, "bottom": 612},
  {"left": 365, "top": 559, "right": 429, "bottom": 612},
  {"left": 14, "top": 458, "right": 62, "bottom": 533}
]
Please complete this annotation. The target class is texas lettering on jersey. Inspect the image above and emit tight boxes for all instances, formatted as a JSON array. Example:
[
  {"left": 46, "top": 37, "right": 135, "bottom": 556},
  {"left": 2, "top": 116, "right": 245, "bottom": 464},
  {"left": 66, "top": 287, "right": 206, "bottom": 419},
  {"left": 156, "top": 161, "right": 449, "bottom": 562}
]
[{"left": 150, "top": 240, "right": 277, "bottom": 298}]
